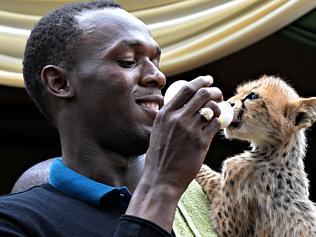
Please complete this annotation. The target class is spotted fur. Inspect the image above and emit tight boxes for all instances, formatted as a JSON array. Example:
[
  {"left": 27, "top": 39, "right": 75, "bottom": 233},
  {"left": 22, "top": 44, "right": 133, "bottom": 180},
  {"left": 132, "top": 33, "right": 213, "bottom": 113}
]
[{"left": 196, "top": 75, "right": 316, "bottom": 237}]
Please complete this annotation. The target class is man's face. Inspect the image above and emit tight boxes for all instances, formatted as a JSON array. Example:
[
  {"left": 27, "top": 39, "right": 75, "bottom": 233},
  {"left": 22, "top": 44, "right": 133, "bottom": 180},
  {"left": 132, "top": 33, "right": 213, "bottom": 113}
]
[{"left": 70, "top": 8, "right": 166, "bottom": 156}]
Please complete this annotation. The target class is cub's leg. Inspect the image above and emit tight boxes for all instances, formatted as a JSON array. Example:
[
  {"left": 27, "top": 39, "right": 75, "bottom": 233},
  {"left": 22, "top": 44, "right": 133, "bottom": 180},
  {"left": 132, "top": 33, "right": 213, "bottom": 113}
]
[
  {"left": 196, "top": 165, "right": 249, "bottom": 237},
  {"left": 195, "top": 164, "right": 221, "bottom": 202}
]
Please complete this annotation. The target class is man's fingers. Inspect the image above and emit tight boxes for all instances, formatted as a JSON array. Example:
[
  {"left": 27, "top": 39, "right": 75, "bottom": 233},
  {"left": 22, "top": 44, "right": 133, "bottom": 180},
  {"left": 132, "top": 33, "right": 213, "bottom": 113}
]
[
  {"left": 202, "top": 117, "right": 221, "bottom": 139},
  {"left": 188, "top": 100, "right": 221, "bottom": 129},
  {"left": 183, "top": 87, "right": 222, "bottom": 116},
  {"left": 165, "top": 75, "right": 213, "bottom": 110}
]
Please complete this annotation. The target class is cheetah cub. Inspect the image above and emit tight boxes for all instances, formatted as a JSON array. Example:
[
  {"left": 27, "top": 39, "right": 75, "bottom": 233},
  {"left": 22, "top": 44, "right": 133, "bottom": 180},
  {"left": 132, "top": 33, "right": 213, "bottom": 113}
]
[{"left": 196, "top": 75, "right": 316, "bottom": 237}]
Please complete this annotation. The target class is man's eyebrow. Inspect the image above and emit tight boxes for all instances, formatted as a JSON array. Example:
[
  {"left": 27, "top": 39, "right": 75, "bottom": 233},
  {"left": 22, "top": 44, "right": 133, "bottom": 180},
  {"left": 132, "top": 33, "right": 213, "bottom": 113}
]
[{"left": 116, "top": 39, "right": 161, "bottom": 56}]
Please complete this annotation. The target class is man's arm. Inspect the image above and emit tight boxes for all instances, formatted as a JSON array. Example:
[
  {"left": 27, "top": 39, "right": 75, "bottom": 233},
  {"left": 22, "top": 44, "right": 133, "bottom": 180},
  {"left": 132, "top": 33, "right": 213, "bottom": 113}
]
[{"left": 126, "top": 76, "right": 222, "bottom": 232}]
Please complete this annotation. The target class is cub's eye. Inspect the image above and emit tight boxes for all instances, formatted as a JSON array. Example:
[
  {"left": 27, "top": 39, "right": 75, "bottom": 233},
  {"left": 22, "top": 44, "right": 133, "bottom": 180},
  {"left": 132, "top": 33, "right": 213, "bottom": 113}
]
[
  {"left": 245, "top": 92, "right": 259, "bottom": 100},
  {"left": 117, "top": 60, "right": 136, "bottom": 68}
]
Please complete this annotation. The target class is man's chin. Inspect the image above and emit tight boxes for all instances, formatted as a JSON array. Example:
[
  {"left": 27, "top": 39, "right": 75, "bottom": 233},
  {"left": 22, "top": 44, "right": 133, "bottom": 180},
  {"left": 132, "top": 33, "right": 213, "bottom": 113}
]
[
  {"left": 121, "top": 129, "right": 150, "bottom": 157},
  {"left": 122, "top": 142, "right": 149, "bottom": 157}
]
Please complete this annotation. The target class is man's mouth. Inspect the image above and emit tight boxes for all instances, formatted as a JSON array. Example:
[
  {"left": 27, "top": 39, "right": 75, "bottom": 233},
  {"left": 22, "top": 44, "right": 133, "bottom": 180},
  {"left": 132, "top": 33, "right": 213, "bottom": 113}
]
[
  {"left": 139, "top": 102, "right": 159, "bottom": 111},
  {"left": 135, "top": 94, "right": 164, "bottom": 115}
]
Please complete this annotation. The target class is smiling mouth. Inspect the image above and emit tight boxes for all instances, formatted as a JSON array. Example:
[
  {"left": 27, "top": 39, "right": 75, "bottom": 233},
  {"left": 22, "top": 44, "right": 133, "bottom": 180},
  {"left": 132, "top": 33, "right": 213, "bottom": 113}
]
[{"left": 139, "top": 102, "right": 159, "bottom": 111}]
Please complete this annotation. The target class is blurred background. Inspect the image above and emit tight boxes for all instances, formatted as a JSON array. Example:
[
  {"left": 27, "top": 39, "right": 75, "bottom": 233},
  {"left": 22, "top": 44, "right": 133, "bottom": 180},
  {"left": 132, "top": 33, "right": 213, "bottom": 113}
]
[{"left": 0, "top": 1, "right": 315, "bottom": 200}]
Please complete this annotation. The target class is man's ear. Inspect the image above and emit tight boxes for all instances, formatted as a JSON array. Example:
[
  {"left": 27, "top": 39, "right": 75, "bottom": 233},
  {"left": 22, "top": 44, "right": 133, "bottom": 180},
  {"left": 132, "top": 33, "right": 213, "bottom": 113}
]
[
  {"left": 286, "top": 97, "right": 316, "bottom": 129},
  {"left": 41, "top": 65, "right": 75, "bottom": 98}
]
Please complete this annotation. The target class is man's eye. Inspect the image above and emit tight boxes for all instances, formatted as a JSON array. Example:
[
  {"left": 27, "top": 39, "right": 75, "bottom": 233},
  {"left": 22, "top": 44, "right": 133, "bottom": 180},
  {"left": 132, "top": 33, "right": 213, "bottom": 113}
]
[
  {"left": 245, "top": 92, "right": 259, "bottom": 100},
  {"left": 117, "top": 60, "right": 136, "bottom": 68}
]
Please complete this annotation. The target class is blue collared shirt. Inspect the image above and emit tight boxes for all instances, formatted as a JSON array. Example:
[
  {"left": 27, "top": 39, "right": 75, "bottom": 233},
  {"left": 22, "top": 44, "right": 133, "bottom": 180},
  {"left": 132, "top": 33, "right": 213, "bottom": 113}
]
[
  {"left": 49, "top": 158, "right": 132, "bottom": 207},
  {"left": 0, "top": 158, "right": 174, "bottom": 236}
]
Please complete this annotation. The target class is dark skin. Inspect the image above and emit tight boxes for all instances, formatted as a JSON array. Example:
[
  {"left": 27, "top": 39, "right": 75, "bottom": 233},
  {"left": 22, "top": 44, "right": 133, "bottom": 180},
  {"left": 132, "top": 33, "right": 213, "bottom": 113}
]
[{"left": 19, "top": 8, "right": 222, "bottom": 232}]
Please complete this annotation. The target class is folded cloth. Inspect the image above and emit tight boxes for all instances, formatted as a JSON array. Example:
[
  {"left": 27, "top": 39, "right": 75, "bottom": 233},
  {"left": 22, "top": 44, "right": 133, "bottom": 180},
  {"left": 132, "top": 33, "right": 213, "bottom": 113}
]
[{"left": 173, "top": 180, "right": 218, "bottom": 237}]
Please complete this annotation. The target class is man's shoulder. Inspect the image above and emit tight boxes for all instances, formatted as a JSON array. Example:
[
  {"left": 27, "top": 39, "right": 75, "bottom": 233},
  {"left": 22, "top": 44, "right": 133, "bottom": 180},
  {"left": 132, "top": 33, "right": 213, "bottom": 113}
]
[
  {"left": 0, "top": 184, "right": 120, "bottom": 237},
  {"left": 0, "top": 184, "right": 55, "bottom": 210},
  {"left": 0, "top": 184, "right": 84, "bottom": 226},
  {"left": 0, "top": 185, "right": 102, "bottom": 236},
  {"left": 0, "top": 183, "right": 97, "bottom": 215},
  {"left": 0, "top": 184, "right": 58, "bottom": 231},
  {"left": 0, "top": 183, "right": 77, "bottom": 216}
]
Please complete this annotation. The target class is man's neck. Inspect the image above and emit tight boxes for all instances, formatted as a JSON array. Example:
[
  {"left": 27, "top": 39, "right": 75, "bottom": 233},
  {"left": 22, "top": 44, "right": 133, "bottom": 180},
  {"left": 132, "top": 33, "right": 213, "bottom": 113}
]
[{"left": 61, "top": 144, "right": 146, "bottom": 193}]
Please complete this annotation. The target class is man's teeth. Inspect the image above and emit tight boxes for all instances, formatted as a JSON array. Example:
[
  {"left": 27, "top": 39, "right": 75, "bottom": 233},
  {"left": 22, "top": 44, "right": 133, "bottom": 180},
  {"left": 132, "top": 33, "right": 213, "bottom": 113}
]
[{"left": 140, "top": 102, "right": 159, "bottom": 110}]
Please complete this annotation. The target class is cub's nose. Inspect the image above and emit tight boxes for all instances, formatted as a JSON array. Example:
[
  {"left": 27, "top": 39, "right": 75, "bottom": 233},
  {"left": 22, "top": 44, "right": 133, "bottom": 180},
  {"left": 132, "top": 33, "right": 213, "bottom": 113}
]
[{"left": 228, "top": 101, "right": 235, "bottom": 107}]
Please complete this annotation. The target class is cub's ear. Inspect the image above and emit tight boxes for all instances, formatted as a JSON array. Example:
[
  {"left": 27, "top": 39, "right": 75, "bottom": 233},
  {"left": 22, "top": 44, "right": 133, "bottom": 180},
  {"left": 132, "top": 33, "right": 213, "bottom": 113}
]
[{"left": 286, "top": 97, "right": 316, "bottom": 129}]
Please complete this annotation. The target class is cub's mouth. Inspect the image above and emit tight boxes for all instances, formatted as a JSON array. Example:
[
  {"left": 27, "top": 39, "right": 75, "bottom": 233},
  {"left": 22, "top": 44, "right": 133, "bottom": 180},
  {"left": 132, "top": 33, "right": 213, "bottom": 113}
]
[{"left": 228, "top": 110, "right": 243, "bottom": 128}]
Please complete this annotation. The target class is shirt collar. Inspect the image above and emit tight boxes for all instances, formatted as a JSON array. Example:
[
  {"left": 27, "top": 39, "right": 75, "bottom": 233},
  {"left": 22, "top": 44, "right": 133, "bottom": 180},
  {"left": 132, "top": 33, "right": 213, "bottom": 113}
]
[{"left": 49, "top": 158, "right": 131, "bottom": 206}]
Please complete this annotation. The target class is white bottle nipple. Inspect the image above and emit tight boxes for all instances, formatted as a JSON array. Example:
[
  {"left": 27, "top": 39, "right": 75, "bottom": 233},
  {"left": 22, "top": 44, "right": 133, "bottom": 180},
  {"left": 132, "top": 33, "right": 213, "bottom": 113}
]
[{"left": 216, "top": 101, "right": 234, "bottom": 128}]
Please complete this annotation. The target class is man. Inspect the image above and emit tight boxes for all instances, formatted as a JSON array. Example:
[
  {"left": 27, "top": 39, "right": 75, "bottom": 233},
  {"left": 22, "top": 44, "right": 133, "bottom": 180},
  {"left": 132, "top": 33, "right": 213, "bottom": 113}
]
[{"left": 0, "top": 1, "right": 222, "bottom": 236}]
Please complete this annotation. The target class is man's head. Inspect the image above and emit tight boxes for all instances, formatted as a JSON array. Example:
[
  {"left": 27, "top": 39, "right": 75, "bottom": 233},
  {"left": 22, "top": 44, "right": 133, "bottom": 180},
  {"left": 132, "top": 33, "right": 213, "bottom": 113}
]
[
  {"left": 23, "top": 1, "right": 166, "bottom": 156},
  {"left": 23, "top": 0, "right": 121, "bottom": 121}
]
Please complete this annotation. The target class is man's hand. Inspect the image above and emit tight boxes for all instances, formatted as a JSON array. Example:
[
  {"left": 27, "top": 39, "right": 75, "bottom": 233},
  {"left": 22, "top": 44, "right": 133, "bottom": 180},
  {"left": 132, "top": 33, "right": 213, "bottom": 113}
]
[{"left": 126, "top": 76, "right": 222, "bottom": 232}]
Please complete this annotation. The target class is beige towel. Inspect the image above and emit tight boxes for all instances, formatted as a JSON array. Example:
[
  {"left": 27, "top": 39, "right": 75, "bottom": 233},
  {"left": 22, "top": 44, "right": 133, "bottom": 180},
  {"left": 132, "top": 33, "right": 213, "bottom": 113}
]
[{"left": 173, "top": 180, "right": 218, "bottom": 237}]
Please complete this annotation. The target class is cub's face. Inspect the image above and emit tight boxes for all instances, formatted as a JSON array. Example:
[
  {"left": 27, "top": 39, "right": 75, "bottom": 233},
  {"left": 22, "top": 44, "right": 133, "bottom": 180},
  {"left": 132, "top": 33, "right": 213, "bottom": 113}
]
[{"left": 224, "top": 76, "right": 316, "bottom": 146}]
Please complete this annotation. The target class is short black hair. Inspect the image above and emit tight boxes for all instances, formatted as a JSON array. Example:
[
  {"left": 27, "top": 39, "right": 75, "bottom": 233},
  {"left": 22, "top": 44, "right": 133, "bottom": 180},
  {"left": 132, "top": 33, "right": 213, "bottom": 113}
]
[{"left": 23, "top": 0, "right": 121, "bottom": 119}]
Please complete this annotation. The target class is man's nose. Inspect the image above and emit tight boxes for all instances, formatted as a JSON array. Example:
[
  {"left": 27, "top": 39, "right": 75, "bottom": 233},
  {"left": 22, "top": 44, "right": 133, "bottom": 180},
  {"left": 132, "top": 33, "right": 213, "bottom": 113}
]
[{"left": 140, "top": 62, "right": 166, "bottom": 89}]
